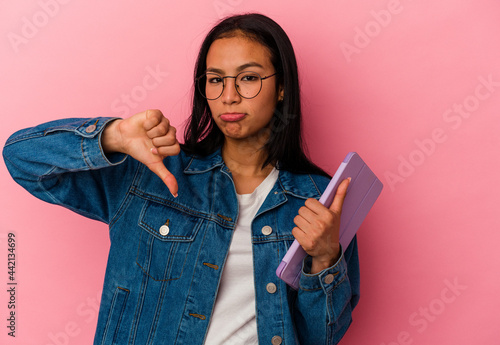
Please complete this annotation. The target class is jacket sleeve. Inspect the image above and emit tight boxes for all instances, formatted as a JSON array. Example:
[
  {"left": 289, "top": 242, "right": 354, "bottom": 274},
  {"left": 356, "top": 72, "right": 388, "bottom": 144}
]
[
  {"left": 294, "top": 236, "right": 360, "bottom": 345},
  {"left": 2, "top": 117, "right": 134, "bottom": 225}
]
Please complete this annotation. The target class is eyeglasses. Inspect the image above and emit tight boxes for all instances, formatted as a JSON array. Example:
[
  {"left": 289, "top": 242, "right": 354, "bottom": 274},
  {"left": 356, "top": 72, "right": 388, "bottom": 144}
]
[{"left": 196, "top": 71, "right": 277, "bottom": 100}]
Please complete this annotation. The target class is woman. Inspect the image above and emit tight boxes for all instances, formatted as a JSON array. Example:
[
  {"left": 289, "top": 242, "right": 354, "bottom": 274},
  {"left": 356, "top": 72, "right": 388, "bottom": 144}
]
[{"left": 3, "top": 13, "right": 359, "bottom": 345}]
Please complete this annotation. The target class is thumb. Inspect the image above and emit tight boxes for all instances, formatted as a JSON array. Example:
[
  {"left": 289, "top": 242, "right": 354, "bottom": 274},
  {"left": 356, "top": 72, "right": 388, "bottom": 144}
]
[
  {"left": 329, "top": 177, "right": 350, "bottom": 214},
  {"left": 147, "top": 160, "right": 179, "bottom": 198}
]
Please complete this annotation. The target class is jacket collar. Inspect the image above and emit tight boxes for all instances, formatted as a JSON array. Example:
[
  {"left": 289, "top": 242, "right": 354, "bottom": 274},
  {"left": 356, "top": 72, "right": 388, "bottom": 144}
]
[
  {"left": 184, "top": 148, "right": 225, "bottom": 174},
  {"left": 184, "top": 148, "right": 322, "bottom": 200}
]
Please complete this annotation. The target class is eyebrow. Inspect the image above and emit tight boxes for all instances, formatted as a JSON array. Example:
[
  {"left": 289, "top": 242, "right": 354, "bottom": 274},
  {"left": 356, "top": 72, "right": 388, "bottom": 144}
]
[{"left": 206, "top": 62, "right": 265, "bottom": 74}]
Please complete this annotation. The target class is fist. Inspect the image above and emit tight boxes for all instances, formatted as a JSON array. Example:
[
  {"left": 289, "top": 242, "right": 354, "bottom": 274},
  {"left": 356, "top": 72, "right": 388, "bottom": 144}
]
[
  {"left": 102, "top": 109, "right": 180, "bottom": 197},
  {"left": 292, "top": 177, "right": 350, "bottom": 274}
]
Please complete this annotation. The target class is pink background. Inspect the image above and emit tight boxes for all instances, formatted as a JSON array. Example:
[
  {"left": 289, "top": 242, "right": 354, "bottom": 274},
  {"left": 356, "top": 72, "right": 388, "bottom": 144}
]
[{"left": 1, "top": 0, "right": 499, "bottom": 344}]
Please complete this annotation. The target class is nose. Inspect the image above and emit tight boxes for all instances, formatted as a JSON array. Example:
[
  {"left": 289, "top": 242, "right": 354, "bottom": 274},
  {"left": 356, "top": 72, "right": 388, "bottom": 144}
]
[{"left": 220, "top": 77, "right": 241, "bottom": 104}]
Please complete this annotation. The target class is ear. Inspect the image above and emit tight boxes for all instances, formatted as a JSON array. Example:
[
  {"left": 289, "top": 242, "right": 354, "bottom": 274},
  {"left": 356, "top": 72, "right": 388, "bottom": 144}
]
[{"left": 278, "top": 86, "right": 284, "bottom": 102}]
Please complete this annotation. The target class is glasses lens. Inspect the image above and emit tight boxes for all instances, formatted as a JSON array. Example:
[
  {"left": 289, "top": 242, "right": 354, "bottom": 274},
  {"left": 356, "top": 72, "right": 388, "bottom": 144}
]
[
  {"left": 198, "top": 73, "right": 223, "bottom": 100},
  {"left": 197, "top": 72, "right": 264, "bottom": 99},
  {"left": 236, "top": 72, "right": 262, "bottom": 99}
]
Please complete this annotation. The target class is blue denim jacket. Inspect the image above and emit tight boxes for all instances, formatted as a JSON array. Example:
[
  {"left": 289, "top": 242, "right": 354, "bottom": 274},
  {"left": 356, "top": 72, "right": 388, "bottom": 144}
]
[{"left": 3, "top": 117, "right": 360, "bottom": 345}]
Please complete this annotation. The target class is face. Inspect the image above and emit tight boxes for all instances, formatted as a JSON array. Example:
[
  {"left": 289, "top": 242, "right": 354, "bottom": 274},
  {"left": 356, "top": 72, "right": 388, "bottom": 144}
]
[{"left": 205, "top": 35, "right": 283, "bottom": 143}]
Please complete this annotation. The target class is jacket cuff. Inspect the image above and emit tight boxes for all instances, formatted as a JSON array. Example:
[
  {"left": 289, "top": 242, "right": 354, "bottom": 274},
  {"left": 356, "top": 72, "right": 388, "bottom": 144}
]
[
  {"left": 75, "top": 118, "right": 127, "bottom": 168},
  {"left": 299, "top": 246, "right": 348, "bottom": 292}
]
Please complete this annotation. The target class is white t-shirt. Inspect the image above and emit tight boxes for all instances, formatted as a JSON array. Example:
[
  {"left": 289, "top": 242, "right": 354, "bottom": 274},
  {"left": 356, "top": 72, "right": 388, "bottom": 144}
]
[{"left": 204, "top": 168, "right": 279, "bottom": 344}]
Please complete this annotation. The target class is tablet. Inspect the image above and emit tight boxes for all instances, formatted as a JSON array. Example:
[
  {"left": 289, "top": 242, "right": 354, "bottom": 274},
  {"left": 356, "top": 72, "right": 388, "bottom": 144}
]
[{"left": 276, "top": 152, "right": 383, "bottom": 290}]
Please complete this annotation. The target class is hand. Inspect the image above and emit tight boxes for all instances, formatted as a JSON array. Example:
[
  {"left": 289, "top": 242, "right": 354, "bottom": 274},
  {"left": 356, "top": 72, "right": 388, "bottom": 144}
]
[
  {"left": 292, "top": 178, "right": 350, "bottom": 274},
  {"left": 102, "top": 109, "right": 180, "bottom": 197}
]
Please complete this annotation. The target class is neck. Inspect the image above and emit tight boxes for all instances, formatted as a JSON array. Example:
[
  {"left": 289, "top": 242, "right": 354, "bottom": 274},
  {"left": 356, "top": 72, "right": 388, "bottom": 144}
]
[{"left": 222, "top": 139, "right": 274, "bottom": 178}]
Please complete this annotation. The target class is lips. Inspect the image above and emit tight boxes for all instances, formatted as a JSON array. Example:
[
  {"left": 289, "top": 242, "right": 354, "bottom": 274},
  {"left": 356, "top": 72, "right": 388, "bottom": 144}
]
[{"left": 220, "top": 113, "right": 246, "bottom": 122}]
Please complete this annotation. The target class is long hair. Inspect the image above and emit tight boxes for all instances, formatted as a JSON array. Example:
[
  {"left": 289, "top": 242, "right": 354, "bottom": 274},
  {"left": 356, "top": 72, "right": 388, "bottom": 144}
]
[{"left": 181, "top": 13, "right": 329, "bottom": 177}]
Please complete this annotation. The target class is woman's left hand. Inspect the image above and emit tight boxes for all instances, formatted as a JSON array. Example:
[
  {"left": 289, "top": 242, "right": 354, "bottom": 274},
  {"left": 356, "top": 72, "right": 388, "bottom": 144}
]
[{"left": 292, "top": 178, "right": 350, "bottom": 274}]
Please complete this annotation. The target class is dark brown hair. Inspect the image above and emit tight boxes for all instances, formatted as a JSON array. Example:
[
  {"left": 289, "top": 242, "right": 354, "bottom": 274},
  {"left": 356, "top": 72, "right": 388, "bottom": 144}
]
[{"left": 182, "top": 13, "right": 329, "bottom": 177}]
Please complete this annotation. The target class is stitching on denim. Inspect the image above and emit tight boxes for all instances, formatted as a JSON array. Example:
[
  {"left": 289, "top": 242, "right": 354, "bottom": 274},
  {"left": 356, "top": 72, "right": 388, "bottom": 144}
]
[
  {"left": 299, "top": 285, "right": 322, "bottom": 292},
  {"left": 135, "top": 202, "right": 196, "bottom": 282},
  {"left": 276, "top": 243, "right": 286, "bottom": 344},
  {"left": 135, "top": 239, "right": 182, "bottom": 282},
  {"left": 128, "top": 271, "right": 148, "bottom": 345},
  {"left": 326, "top": 291, "right": 334, "bottom": 328},
  {"left": 4, "top": 119, "right": 98, "bottom": 146},
  {"left": 111, "top": 287, "right": 129, "bottom": 345},
  {"left": 100, "top": 286, "right": 129, "bottom": 345},
  {"left": 131, "top": 186, "right": 235, "bottom": 229},
  {"left": 203, "top": 262, "right": 219, "bottom": 270},
  {"left": 183, "top": 154, "right": 224, "bottom": 174},
  {"left": 100, "top": 289, "right": 118, "bottom": 344},
  {"left": 97, "top": 119, "right": 128, "bottom": 167},
  {"left": 109, "top": 160, "right": 142, "bottom": 228},
  {"left": 277, "top": 174, "right": 321, "bottom": 200},
  {"left": 4, "top": 131, "right": 44, "bottom": 145},
  {"left": 189, "top": 313, "right": 206, "bottom": 320},
  {"left": 108, "top": 163, "right": 140, "bottom": 232},
  {"left": 108, "top": 192, "right": 133, "bottom": 232},
  {"left": 307, "top": 174, "right": 322, "bottom": 195},
  {"left": 138, "top": 202, "right": 202, "bottom": 241},
  {"left": 174, "top": 228, "right": 210, "bottom": 344},
  {"left": 80, "top": 136, "right": 92, "bottom": 169},
  {"left": 252, "top": 235, "right": 295, "bottom": 243},
  {"left": 36, "top": 166, "right": 59, "bottom": 205},
  {"left": 161, "top": 240, "right": 178, "bottom": 280},
  {"left": 184, "top": 156, "right": 195, "bottom": 171},
  {"left": 130, "top": 186, "right": 209, "bottom": 219},
  {"left": 254, "top": 189, "right": 287, "bottom": 219},
  {"left": 36, "top": 171, "right": 109, "bottom": 223},
  {"left": 299, "top": 272, "right": 347, "bottom": 292},
  {"left": 217, "top": 213, "right": 232, "bottom": 221},
  {"left": 146, "top": 277, "right": 170, "bottom": 344},
  {"left": 331, "top": 273, "right": 347, "bottom": 290},
  {"left": 326, "top": 297, "right": 332, "bottom": 344}
]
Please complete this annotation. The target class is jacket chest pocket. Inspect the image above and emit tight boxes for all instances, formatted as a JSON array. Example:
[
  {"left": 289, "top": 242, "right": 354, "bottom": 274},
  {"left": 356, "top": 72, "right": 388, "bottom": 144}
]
[{"left": 136, "top": 200, "right": 202, "bottom": 281}]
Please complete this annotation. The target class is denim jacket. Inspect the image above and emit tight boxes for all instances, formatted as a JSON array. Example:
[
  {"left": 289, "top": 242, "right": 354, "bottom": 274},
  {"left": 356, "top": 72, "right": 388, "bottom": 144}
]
[{"left": 3, "top": 117, "right": 360, "bottom": 345}]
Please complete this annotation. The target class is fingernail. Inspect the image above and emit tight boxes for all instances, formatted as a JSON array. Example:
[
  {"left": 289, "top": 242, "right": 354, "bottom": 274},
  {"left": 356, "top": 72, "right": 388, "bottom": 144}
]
[
  {"left": 347, "top": 177, "right": 352, "bottom": 182},
  {"left": 151, "top": 147, "right": 158, "bottom": 155},
  {"left": 171, "top": 191, "right": 178, "bottom": 198}
]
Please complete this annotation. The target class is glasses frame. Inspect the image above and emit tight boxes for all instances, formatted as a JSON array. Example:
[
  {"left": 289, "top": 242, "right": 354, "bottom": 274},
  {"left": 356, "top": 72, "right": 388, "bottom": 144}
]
[{"left": 196, "top": 71, "right": 278, "bottom": 100}]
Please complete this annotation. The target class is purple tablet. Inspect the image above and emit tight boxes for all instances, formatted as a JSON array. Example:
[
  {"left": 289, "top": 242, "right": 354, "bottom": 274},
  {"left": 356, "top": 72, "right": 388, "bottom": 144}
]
[{"left": 276, "top": 152, "right": 383, "bottom": 290}]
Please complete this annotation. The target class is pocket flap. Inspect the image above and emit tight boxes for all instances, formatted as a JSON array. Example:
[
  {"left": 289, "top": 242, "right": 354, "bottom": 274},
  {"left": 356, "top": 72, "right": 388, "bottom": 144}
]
[{"left": 139, "top": 201, "right": 201, "bottom": 242}]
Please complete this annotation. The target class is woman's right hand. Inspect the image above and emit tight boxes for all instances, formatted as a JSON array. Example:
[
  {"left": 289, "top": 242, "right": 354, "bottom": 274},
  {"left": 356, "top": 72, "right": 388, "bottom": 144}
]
[{"left": 102, "top": 109, "right": 180, "bottom": 197}]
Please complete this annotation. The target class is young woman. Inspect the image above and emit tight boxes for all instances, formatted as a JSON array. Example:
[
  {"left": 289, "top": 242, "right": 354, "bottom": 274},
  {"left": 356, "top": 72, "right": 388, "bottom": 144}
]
[{"left": 3, "top": 13, "right": 360, "bottom": 345}]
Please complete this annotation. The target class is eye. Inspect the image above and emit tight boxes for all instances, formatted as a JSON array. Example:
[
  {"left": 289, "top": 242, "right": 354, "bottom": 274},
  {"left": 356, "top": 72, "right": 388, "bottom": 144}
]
[
  {"left": 207, "top": 75, "right": 223, "bottom": 84},
  {"left": 239, "top": 73, "right": 260, "bottom": 82}
]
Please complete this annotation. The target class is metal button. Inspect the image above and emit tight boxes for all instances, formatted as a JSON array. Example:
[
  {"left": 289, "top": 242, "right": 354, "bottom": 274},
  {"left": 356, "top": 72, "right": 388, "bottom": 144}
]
[
  {"left": 271, "top": 335, "right": 282, "bottom": 345},
  {"left": 324, "top": 274, "right": 335, "bottom": 284},
  {"left": 266, "top": 283, "right": 277, "bottom": 294},
  {"left": 85, "top": 124, "right": 97, "bottom": 133},
  {"left": 159, "top": 225, "right": 170, "bottom": 236},
  {"left": 261, "top": 225, "right": 272, "bottom": 236}
]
